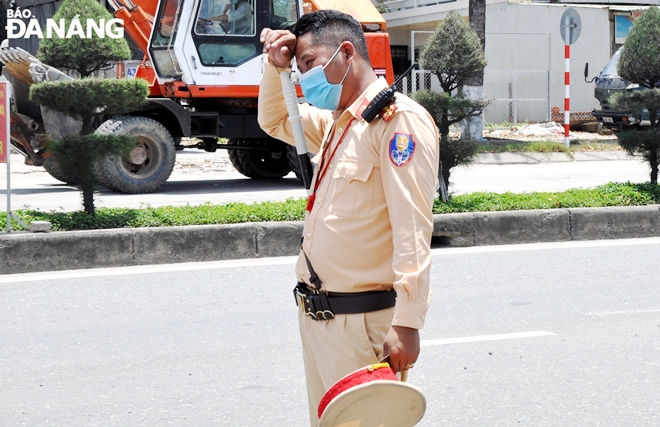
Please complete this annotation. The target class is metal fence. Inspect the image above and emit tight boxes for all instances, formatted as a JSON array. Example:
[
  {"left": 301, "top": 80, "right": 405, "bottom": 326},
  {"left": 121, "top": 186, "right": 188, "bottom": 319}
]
[
  {"left": 483, "top": 70, "right": 551, "bottom": 124},
  {"left": 395, "top": 69, "right": 596, "bottom": 125}
]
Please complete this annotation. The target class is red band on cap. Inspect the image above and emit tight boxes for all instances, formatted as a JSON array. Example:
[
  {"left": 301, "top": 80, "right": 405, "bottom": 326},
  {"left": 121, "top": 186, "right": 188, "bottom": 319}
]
[{"left": 317, "top": 363, "right": 398, "bottom": 419}]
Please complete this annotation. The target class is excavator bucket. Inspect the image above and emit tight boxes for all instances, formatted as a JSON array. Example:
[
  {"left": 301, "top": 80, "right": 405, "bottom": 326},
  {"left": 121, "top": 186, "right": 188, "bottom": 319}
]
[{"left": 0, "top": 47, "right": 79, "bottom": 162}]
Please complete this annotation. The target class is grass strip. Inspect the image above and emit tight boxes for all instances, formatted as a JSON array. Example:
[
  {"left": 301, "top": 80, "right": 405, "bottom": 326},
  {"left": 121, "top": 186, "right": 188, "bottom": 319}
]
[
  {"left": 476, "top": 141, "right": 621, "bottom": 154},
  {"left": 2, "top": 182, "right": 659, "bottom": 232}
]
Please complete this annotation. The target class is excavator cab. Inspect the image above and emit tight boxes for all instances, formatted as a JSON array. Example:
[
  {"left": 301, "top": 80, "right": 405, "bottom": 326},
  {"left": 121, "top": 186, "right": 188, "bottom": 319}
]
[{"left": 149, "top": 0, "right": 298, "bottom": 83}]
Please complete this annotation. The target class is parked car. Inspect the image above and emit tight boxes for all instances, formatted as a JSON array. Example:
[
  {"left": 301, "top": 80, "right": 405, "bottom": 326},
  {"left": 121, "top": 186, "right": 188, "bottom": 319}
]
[{"left": 585, "top": 47, "right": 653, "bottom": 132}]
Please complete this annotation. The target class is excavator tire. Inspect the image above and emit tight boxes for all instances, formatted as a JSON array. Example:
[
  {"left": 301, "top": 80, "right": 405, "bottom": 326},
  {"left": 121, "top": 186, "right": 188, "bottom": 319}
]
[
  {"left": 227, "top": 139, "right": 292, "bottom": 179},
  {"left": 43, "top": 155, "right": 79, "bottom": 185},
  {"left": 94, "top": 116, "right": 176, "bottom": 194}
]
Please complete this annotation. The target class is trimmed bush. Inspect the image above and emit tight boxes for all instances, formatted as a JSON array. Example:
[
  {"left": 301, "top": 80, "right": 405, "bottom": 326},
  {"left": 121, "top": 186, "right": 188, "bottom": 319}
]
[
  {"left": 47, "top": 134, "right": 136, "bottom": 214},
  {"left": 414, "top": 11, "right": 488, "bottom": 194},
  {"left": 37, "top": 0, "right": 131, "bottom": 77}
]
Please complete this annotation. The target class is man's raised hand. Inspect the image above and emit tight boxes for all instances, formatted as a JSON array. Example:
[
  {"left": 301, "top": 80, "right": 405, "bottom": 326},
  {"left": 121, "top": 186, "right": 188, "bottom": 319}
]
[{"left": 260, "top": 29, "right": 297, "bottom": 68}]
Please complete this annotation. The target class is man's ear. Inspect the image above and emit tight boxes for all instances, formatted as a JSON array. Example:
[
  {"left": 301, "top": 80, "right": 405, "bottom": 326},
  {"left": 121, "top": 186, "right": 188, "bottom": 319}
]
[{"left": 340, "top": 41, "right": 356, "bottom": 62}]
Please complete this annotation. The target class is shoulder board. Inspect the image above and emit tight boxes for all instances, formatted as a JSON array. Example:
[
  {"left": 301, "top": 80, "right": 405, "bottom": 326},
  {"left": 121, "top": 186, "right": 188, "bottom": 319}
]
[{"left": 380, "top": 100, "right": 399, "bottom": 122}]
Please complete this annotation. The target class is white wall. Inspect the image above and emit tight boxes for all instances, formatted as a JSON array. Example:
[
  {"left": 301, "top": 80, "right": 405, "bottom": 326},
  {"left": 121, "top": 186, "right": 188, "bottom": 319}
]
[{"left": 384, "top": 1, "right": 630, "bottom": 123}]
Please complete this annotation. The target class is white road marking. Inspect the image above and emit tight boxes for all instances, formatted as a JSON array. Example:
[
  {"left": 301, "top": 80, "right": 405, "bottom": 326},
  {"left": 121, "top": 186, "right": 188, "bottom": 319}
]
[
  {"left": 0, "top": 256, "right": 299, "bottom": 284},
  {"left": 430, "top": 237, "right": 660, "bottom": 256},
  {"left": 3, "top": 236, "right": 660, "bottom": 284},
  {"left": 421, "top": 331, "right": 556, "bottom": 347},
  {"left": 585, "top": 309, "right": 660, "bottom": 316}
]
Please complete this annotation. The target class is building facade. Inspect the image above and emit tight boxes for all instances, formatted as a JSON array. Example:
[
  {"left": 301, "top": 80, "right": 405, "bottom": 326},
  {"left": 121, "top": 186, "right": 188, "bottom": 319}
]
[{"left": 382, "top": 0, "right": 653, "bottom": 124}]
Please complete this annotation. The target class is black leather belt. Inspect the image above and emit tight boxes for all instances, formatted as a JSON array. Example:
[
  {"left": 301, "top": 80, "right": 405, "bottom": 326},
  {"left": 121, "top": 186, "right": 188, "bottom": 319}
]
[{"left": 294, "top": 282, "right": 396, "bottom": 321}]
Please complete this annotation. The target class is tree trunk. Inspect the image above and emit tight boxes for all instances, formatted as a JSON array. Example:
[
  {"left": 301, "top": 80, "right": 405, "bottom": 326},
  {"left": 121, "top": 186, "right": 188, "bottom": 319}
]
[
  {"left": 651, "top": 111, "right": 659, "bottom": 185},
  {"left": 469, "top": 0, "right": 486, "bottom": 57},
  {"left": 464, "top": 0, "right": 486, "bottom": 141},
  {"left": 651, "top": 145, "right": 659, "bottom": 185},
  {"left": 81, "top": 178, "right": 96, "bottom": 215},
  {"left": 439, "top": 113, "right": 451, "bottom": 194}
]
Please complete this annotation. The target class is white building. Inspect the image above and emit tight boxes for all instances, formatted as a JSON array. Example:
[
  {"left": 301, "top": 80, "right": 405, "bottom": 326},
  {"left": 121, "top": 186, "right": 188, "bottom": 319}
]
[{"left": 382, "top": 0, "right": 652, "bottom": 124}]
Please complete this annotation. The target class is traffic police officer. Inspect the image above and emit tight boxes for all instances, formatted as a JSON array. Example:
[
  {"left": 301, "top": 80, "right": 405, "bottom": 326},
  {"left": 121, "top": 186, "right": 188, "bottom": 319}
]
[{"left": 259, "top": 10, "right": 439, "bottom": 427}]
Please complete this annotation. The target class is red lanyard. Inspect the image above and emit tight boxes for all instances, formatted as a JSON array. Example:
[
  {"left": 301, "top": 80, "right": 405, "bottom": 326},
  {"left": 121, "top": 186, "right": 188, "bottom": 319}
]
[{"left": 306, "top": 118, "right": 356, "bottom": 212}]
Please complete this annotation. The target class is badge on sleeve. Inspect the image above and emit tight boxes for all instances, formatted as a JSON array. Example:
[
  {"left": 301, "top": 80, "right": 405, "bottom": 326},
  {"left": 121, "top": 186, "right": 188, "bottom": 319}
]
[{"left": 389, "top": 133, "right": 415, "bottom": 167}]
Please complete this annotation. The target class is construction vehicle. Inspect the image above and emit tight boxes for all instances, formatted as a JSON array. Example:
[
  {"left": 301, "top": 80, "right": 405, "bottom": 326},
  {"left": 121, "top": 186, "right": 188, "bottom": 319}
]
[{"left": 1, "top": 0, "right": 394, "bottom": 193}]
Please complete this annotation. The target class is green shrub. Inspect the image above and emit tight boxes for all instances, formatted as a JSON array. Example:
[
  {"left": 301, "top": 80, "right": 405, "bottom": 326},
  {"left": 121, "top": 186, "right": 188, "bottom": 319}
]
[
  {"left": 4, "top": 183, "right": 660, "bottom": 232},
  {"left": 30, "top": 78, "right": 149, "bottom": 132},
  {"left": 47, "top": 134, "right": 136, "bottom": 214},
  {"left": 30, "top": 78, "right": 149, "bottom": 215},
  {"left": 611, "top": 7, "right": 660, "bottom": 184},
  {"left": 415, "top": 12, "right": 488, "bottom": 193},
  {"left": 37, "top": 0, "right": 131, "bottom": 77}
]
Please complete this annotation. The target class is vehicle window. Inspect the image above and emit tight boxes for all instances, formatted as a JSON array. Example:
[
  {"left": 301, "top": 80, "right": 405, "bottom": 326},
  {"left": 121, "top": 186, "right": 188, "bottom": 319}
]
[
  {"left": 195, "top": 0, "right": 255, "bottom": 36},
  {"left": 601, "top": 49, "right": 622, "bottom": 78},
  {"left": 269, "top": 0, "right": 297, "bottom": 30},
  {"left": 197, "top": 43, "right": 257, "bottom": 65},
  {"left": 150, "top": 0, "right": 183, "bottom": 77}
]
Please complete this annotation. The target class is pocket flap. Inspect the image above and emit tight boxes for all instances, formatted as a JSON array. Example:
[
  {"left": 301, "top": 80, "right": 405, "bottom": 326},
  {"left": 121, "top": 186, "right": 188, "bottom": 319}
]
[{"left": 333, "top": 160, "right": 374, "bottom": 183}]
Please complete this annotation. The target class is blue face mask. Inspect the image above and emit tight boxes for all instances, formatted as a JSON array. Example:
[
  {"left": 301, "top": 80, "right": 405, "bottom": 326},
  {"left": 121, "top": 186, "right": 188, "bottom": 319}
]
[{"left": 299, "top": 44, "right": 352, "bottom": 111}]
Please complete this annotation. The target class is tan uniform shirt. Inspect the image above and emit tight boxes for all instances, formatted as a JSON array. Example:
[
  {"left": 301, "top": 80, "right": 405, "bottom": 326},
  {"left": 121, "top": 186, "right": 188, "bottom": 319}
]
[{"left": 258, "top": 61, "right": 439, "bottom": 330}]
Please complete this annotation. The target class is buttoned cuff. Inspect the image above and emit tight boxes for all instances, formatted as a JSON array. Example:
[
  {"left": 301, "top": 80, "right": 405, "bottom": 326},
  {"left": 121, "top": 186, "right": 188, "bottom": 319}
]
[{"left": 391, "top": 300, "right": 428, "bottom": 330}]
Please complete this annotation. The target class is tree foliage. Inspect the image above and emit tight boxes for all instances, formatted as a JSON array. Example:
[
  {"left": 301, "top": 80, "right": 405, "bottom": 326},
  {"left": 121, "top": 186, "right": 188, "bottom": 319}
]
[
  {"left": 616, "top": 128, "right": 660, "bottom": 184},
  {"left": 37, "top": 0, "right": 131, "bottom": 77},
  {"left": 30, "top": 78, "right": 149, "bottom": 133},
  {"left": 611, "top": 7, "right": 660, "bottom": 184},
  {"left": 30, "top": 79, "right": 147, "bottom": 214},
  {"left": 414, "top": 11, "right": 487, "bottom": 194},
  {"left": 48, "top": 135, "right": 136, "bottom": 214},
  {"left": 413, "top": 90, "right": 483, "bottom": 186},
  {"left": 420, "top": 11, "right": 486, "bottom": 94},
  {"left": 618, "top": 7, "right": 660, "bottom": 89}
]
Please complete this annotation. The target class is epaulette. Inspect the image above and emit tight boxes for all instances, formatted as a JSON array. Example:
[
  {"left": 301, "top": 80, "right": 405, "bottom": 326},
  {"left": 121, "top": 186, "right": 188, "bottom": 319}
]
[{"left": 380, "top": 100, "right": 398, "bottom": 122}]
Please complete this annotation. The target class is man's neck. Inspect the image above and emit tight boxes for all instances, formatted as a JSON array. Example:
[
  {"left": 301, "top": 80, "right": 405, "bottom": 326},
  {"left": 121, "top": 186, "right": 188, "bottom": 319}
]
[{"left": 342, "top": 67, "right": 379, "bottom": 111}]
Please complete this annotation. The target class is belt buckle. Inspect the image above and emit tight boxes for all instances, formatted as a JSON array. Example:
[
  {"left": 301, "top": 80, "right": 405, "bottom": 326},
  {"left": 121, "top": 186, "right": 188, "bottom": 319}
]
[{"left": 295, "top": 287, "right": 318, "bottom": 320}]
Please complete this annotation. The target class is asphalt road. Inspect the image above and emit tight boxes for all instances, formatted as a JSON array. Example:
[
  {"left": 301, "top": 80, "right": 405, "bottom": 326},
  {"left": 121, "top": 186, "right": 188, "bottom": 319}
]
[
  {"left": 0, "top": 149, "right": 652, "bottom": 212},
  {"left": 1, "top": 238, "right": 659, "bottom": 426}
]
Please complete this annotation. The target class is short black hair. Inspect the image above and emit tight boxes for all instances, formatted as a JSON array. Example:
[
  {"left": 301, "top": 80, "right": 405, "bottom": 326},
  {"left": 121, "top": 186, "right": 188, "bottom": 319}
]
[{"left": 293, "top": 10, "right": 371, "bottom": 64}]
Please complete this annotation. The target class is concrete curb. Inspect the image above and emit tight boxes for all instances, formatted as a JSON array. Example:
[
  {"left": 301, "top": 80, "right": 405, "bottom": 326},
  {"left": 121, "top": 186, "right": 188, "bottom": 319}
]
[
  {"left": 1, "top": 206, "right": 660, "bottom": 275},
  {"left": 474, "top": 151, "right": 635, "bottom": 165}
]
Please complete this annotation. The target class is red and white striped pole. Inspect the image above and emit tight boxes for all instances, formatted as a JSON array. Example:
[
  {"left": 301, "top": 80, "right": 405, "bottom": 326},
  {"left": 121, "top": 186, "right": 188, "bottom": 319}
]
[
  {"left": 563, "top": 18, "right": 571, "bottom": 147},
  {"left": 564, "top": 43, "right": 570, "bottom": 147}
]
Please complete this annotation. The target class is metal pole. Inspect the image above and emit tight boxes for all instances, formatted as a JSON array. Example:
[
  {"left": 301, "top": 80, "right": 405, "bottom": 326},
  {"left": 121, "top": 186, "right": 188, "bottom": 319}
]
[
  {"left": 2, "top": 81, "right": 10, "bottom": 233},
  {"left": 563, "top": 17, "right": 571, "bottom": 147},
  {"left": 513, "top": 75, "right": 518, "bottom": 126},
  {"left": 547, "top": 32, "right": 552, "bottom": 122},
  {"left": 6, "top": 137, "right": 11, "bottom": 233}
]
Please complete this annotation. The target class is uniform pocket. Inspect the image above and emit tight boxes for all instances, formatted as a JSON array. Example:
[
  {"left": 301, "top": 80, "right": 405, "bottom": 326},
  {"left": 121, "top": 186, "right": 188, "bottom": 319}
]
[{"left": 328, "top": 159, "right": 374, "bottom": 218}]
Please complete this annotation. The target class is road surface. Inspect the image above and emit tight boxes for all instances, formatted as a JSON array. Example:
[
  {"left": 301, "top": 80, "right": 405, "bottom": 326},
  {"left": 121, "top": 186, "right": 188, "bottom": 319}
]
[{"left": 1, "top": 238, "right": 659, "bottom": 426}]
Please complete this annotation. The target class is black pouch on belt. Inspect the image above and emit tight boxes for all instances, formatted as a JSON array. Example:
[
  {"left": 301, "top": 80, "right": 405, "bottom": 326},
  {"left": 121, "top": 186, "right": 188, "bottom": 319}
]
[
  {"left": 295, "top": 249, "right": 396, "bottom": 320},
  {"left": 293, "top": 282, "right": 397, "bottom": 321}
]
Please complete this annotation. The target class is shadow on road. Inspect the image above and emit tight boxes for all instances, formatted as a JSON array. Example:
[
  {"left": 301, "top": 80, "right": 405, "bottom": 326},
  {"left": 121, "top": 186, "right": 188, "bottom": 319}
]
[{"left": 3, "top": 176, "right": 305, "bottom": 197}]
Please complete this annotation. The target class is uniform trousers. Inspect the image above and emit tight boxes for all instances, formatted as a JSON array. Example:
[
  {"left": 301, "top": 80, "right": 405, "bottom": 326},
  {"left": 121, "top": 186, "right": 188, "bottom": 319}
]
[{"left": 298, "top": 305, "right": 395, "bottom": 427}]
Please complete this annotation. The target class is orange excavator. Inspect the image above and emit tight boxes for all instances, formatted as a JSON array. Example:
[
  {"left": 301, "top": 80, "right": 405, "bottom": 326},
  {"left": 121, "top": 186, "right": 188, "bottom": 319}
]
[{"left": 2, "top": 0, "right": 394, "bottom": 192}]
